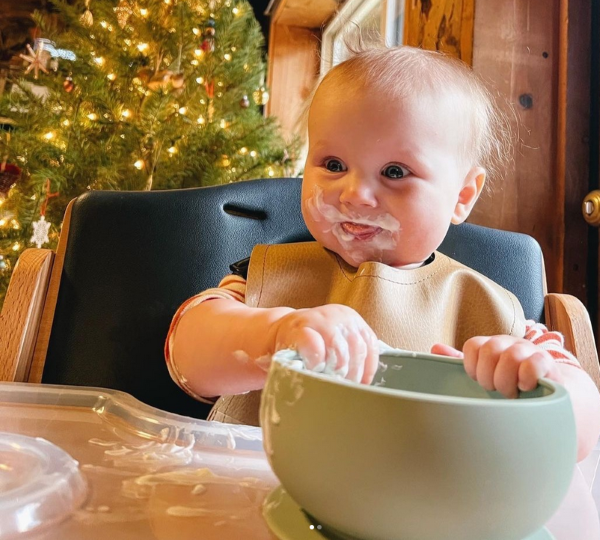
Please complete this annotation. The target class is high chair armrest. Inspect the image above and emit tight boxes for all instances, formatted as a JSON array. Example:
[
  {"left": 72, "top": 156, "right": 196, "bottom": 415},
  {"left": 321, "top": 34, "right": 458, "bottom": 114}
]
[
  {"left": 0, "top": 249, "right": 54, "bottom": 382},
  {"left": 544, "top": 293, "right": 600, "bottom": 390}
]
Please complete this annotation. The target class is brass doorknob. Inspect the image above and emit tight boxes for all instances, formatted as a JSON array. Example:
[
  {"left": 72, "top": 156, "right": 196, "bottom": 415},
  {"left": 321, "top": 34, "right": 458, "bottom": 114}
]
[{"left": 583, "top": 190, "right": 600, "bottom": 226}]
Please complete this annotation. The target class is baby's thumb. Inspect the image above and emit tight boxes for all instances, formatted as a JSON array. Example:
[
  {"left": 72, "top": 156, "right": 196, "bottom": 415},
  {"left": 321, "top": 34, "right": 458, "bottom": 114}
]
[{"left": 431, "top": 343, "right": 464, "bottom": 358}]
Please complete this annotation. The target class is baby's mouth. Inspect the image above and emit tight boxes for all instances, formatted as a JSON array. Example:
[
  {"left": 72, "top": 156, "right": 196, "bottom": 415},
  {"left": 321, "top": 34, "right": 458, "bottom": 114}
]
[{"left": 340, "top": 222, "right": 382, "bottom": 240}]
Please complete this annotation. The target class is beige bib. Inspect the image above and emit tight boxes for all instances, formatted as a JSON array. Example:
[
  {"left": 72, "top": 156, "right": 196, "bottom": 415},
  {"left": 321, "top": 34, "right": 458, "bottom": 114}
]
[{"left": 209, "top": 242, "right": 526, "bottom": 426}]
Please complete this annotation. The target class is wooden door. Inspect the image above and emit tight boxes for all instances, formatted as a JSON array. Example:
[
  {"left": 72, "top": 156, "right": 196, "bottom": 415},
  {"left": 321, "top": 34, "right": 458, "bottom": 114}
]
[{"left": 466, "top": 0, "right": 594, "bottom": 324}]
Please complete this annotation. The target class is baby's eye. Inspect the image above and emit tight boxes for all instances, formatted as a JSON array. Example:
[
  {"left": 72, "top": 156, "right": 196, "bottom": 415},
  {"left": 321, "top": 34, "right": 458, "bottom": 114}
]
[
  {"left": 324, "top": 159, "right": 346, "bottom": 173},
  {"left": 381, "top": 163, "right": 409, "bottom": 179}
]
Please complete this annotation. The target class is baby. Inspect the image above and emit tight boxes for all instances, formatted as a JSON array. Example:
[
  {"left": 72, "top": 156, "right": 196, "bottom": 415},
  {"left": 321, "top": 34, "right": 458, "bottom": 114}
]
[{"left": 166, "top": 46, "right": 600, "bottom": 460}]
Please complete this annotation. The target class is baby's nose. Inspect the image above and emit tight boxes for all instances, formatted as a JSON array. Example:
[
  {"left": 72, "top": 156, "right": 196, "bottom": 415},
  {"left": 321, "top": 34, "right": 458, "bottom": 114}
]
[{"left": 339, "top": 175, "right": 378, "bottom": 207}]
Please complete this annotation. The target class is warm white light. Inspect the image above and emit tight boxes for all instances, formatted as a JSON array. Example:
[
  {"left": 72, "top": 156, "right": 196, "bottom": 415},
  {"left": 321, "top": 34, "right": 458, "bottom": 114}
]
[
  {"left": 250, "top": 150, "right": 257, "bottom": 157},
  {"left": 121, "top": 109, "right": 131, "bottom": 118},
  {"left": 195, "top": 76, "right": 204, "bottom": 84},
  {"left": 194, "top": 49, "right": 203, "bottom": 57},
  {"left": 178, "top": 107, "right": 187, "bottom": 115},
  {"left": 197, "top": 116, "right": 205, "bottom": 124},
  {"left": 107, "top": 73, "right": 117, "bottom": 81},
  {"left": 224, "top": 53, "right": 232, "bottom": 61},
  {"left": 191, "top": 60, "right": 199, "bottom": 66},
  {"left": 217, "top": 81, "right": 223, "bottom": 87},
  {"left": 62, "top": 120, "right": 70, "bottom": 127},
  {"left": 193, "top": 28, "right": 200, "bottom": 35},
  {"left": 239, "top": 147, "right": 248, "bottom": 155},
  {"left": 168, "top": 146, "right": 177, "bottom": 155},
  {"left": 0, "top": 219, "right": 6, "bottom": 227},
  {"left": 219, "top": 119, "right": 227, "bottom": 128},
  {"left": 12, "top": 243, "right": 21, "bottom": 251},
  {"left": 44, "top": 132, "right": 55, "bottom": 140},
  {"left": 94, "top": 57, "right": 105, "bottom": 66},
  {"left": 124, "top": 39, "right": 132, "bottom": 46},
  {"left": 87, "top": 113, "right": 98, "bottom": 121},
  {"left": 232, "top": 7, "right": 240, "bottom": 15},
  {"left": 267, "top": 167, "right": 275, "bottom": 177},
  {"left": 140, "top": 8, "right": 149, "bottom": 16},
  {"left": 137, "top": 43, "right": 149, "bottom": 52},
  {"left": 134, "top": 160, "right": 144, "bottom": 169},
  {"left": 100, "top": 20, "right": 108, "bottom": 28}
]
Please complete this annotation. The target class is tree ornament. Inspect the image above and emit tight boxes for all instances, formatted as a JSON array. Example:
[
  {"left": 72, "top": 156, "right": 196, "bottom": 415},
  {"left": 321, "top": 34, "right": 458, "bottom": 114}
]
[
  {"left": 63, "top": 76, "right": 75, "bottom": 93},
  {"left": 201, "top": 18, "right": 216, "bottom": 52},
  {"left": 170, "top": 72, "right": 185, "bottom": 90},
  {"left": 253, "top": 86, "right": 270, "bottom": 106},
  {"left": 204, "top": 80, "right": 215, "bottom": 99},
  {"left": 201, "top": 37, "right": 215, "bottom": 53},
  {"left": 240, "top": 95, "right": 250, "bottom": 108},
  {"left": 19, "top": 42, "right": 50, "bottom": 80},
  {"left": 80, "top": 0, "right": 94, "bottom": 27},
  {"left": 0, "top": 163, "right": 21, "bottom": 198},
  {"left": 147, "top": 70, "right": 174, "bottom": 91},
  {"left": 30, "top": 215, "right": 51, "bottom": 249},
  {"left": 115, "top": 0, "right": 132, "bottom": 28},
  {"left": 30, "top": 179, "right": 59, "bottom": 248}
]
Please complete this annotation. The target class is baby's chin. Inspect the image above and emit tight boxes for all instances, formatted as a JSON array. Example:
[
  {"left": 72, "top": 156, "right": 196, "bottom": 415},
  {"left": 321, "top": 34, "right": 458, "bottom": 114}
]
[{"left": 326, "top": 241, "right": 395, "bottom": 268}]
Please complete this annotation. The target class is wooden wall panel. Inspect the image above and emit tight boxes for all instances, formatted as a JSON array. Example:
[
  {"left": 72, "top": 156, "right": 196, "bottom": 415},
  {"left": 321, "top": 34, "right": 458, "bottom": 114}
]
[
  {"left": 266, "top": 24, "right": 320, "bottom": 141},
  {"left": 469, "top": 0, "right": 562, "bottom": 293},
  {"left": 404, "top": 0, "right": 474, "bottom": 64}
]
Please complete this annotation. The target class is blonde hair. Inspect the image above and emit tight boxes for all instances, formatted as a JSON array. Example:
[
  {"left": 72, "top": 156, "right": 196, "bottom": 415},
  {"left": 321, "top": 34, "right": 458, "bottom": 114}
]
[{"left": 305, "top": 46, "right": 512, "bottom": 183}]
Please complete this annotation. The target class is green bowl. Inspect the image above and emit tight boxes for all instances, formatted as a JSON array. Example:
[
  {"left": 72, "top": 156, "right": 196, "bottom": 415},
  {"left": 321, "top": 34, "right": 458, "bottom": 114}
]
[{"left": 260, "top": 350, "right": 577, "bottom": 540}]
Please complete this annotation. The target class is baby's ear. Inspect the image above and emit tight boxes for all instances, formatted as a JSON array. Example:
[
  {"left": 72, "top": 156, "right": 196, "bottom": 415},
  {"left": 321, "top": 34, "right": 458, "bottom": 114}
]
[{"left": 451, "top": 167, "right": 486, "bottom": 224}]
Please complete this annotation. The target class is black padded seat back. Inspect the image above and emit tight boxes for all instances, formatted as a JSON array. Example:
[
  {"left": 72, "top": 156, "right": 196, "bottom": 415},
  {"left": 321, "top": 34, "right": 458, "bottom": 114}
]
[
  {"left": 439, "top": 223, "right": 545, "bottom": 322},
  {"left": 42, "top": 177, "right": 312, "bottom": 418},
  {"left": 41, "top": 177, "right": 545, "bottom": 418}
]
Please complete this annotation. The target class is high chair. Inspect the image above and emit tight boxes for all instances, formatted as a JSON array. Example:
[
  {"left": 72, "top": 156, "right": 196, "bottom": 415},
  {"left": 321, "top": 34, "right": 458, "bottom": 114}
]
[{"left": 1, "top": 177, "right": 598, "bottom": 418}]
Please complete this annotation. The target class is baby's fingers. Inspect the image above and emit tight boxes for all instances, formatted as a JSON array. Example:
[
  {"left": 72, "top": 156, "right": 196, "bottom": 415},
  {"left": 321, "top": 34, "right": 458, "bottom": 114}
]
[
  {"left": 345, "top": 331, "right": 367, "bottom": 383},
  {"left": 517, "top": 352, "right": 556, "bottom": 392},
  {"left": 360, "top": 329, "right": 380, "bottom": 385},
  {"left": 462, "top": 336, "right": 492, "bottom": 381},
  {"left": 282, "top": 327, "right": 327, "bottom": 371},
  {"left": 430, "top": 343, "right": 463, "bottom": 358}
]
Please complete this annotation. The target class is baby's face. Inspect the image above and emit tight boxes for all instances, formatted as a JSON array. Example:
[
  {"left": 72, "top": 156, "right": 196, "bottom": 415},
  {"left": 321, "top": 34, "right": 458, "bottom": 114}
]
[{"left": 301, "top": 86, "right": 481, "bottom": 268}]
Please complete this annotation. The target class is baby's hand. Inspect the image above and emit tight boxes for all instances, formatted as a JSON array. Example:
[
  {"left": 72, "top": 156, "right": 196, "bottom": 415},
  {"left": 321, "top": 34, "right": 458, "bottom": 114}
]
[
  {"left": 268, "top": 305, "right": 379, "bottom": 384},
  {"left": 431, "top": 336, "right": 564, "bottom": 398}
]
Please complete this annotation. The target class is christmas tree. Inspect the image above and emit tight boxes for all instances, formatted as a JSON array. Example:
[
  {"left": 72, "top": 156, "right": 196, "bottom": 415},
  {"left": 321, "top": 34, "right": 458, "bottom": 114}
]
[{"left": 0, "top": 0, "right": 296, "bottom": 304}]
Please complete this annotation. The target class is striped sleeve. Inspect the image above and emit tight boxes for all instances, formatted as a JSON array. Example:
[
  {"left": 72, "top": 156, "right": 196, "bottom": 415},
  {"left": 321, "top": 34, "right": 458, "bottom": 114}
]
[
  {"left": 164, "top": 274, "right": 248, "bottom": 403},
  {"left": 524, "top": 320, "right": 581, "bottom": 368}
]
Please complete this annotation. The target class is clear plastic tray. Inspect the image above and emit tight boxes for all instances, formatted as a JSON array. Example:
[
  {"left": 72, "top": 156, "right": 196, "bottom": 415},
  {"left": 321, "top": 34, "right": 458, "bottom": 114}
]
[{"left": 0, "top": 382, "right": 275, "bottom": 540}]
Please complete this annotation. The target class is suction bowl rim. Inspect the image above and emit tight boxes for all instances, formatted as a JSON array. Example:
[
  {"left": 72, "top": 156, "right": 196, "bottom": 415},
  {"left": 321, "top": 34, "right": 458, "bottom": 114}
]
[{"left": 269, "top": 350, "right": 569, "bottom": 408}]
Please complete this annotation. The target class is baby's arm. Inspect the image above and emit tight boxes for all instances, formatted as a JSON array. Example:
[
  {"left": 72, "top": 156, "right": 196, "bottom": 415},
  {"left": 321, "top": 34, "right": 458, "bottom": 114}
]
[
  {"left": 432, "top": 325, "right": 600, "bottom": 461},
  {"left": 168, "top": 282, "right": 379, "bottom": 400}
]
